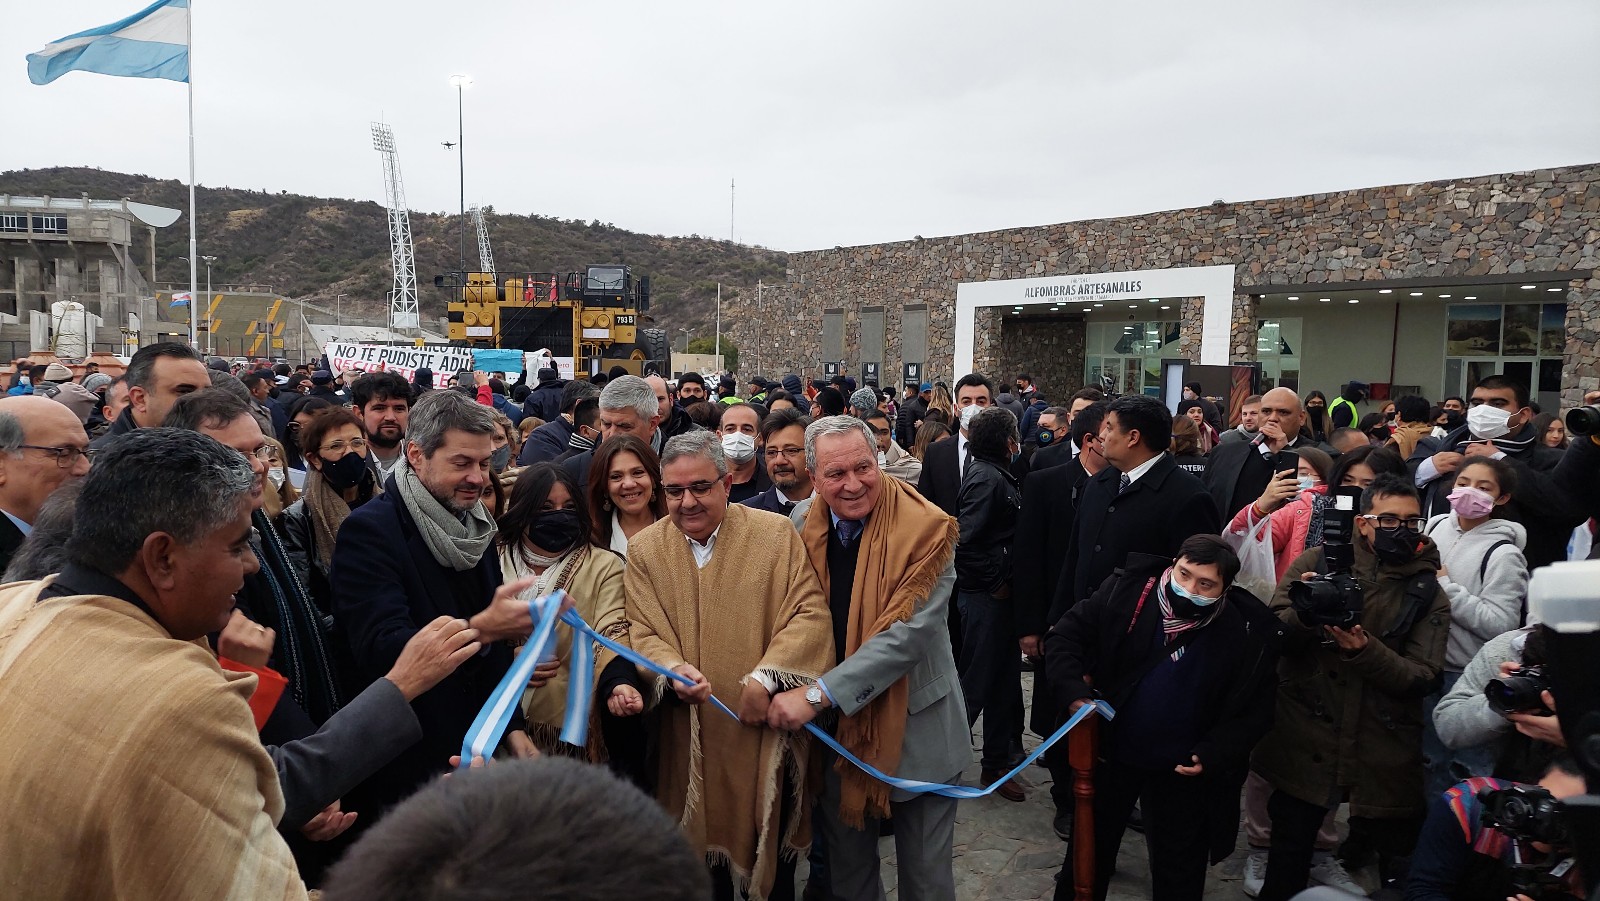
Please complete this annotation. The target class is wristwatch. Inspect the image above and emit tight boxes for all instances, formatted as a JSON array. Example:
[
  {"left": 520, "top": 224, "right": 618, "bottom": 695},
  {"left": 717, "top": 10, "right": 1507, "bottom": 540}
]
[{"left": 805, "top": 684, "right": 824, "bottom": 710}]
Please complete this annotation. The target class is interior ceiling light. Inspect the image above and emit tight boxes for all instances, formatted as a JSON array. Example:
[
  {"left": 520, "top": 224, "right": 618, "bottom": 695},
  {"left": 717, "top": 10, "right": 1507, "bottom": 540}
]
[
  {"left": 1439, "top": 294, "right": 1451, "bottom": 298},
  {"left": 1409, "top": 292, "right": 1424, "bottom": 297},
  {"left": 1548, "top": 287, "right": 1563, "bottom": 292},
  {"left": 1160, "top": 305, "right": 1171, "bottom": 310},
  {"left": 1093, "top": 303, "right": 1103, "bottom": 308},
  {"left": 1081, "top": 307, "right": 1091, "bottom": 312},
  {"left": 1287, "top": 296, "right": 1299, "bottom": 300},
  {"left": 1348, "top": 299, "right": 1360, "bottom": 304},
  {"left": 1320, "top": 298, "right": 1332, "bottom": 303},
  {"left": 1465, "top": 296, "right": 1477, "bottom": 300},
  {"left": 1521, "top": 285, "right": 1537, "bottom": 290},
  {"left": 1378, "top": 289, "right": 1393, "bottom": 294}
]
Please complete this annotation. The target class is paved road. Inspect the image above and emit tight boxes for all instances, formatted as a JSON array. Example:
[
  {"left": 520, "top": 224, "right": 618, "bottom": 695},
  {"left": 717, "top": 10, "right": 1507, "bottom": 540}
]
[{"left": 796, "top": 671, "right": 1261, "bottom": 900}]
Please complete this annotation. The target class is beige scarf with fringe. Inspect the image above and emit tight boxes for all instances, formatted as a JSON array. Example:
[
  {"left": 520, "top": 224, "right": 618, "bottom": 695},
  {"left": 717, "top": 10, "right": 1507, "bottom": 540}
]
[{"left": 801, "top": 472, "right": 958, "bottom": 828}]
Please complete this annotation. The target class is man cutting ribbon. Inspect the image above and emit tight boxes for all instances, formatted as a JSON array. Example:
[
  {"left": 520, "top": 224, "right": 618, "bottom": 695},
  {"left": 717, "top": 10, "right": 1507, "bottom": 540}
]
[
  {"left": 624, "top": 429, "right": 833, "bottom": 901},
  {"left": 766, "top": 415, "right": 972, "bottom": 901}
]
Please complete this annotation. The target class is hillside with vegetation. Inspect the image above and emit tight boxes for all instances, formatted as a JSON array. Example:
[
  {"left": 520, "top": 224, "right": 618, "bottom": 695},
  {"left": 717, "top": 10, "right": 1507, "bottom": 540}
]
[{"left": 0, "top": 167, "right": 786, "bottom": 341}]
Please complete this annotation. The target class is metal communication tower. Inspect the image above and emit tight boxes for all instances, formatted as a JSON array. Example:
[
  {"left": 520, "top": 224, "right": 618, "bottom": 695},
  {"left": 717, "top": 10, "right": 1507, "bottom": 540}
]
[
  {"left": 471, "top": 205, "right": 495, "bottom": 275},
  {"left": 370, "top": 122, "right": 420, "bottom": 333}
]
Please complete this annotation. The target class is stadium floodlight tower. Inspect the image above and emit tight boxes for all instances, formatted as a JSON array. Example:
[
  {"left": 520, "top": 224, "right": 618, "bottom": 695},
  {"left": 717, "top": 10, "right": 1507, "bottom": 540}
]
[
  {"left": 371, "top": 122, "right": 420, "bottom": 336},
  {"left": 471, "top": 204, "right": 495, "bottom": 276}
]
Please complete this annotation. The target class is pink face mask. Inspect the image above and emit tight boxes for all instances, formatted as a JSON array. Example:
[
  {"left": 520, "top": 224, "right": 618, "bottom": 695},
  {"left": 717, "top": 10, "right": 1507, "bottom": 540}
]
[{"left": 1447, "top": 486, "right": 1497, "bottom": 520}]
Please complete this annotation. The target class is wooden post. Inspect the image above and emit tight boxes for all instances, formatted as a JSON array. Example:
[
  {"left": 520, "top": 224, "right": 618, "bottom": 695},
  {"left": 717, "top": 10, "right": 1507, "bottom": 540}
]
[{"left": 1068, "top": 714, "right": 1100, "bottom": 901}]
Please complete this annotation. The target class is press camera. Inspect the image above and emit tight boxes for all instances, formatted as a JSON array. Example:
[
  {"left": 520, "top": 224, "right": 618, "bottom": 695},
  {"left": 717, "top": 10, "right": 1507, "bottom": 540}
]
[{"left": 1287, "top": 486, "right": 1365, "bottom": 628}]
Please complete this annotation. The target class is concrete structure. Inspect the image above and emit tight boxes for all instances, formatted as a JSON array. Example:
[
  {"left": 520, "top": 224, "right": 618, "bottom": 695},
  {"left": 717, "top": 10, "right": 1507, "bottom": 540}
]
[
  {"left": 732, "top": 164, "right": 1600, "bottom": 412},
  {"left": 0, "top": 194, "right": 180, "bottom": 355}
]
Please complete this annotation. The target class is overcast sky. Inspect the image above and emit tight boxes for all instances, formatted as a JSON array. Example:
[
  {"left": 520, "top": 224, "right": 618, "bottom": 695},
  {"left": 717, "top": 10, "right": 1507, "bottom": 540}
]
[{"left": 6, "top": 0, "right": 1598, "bottom": 252}]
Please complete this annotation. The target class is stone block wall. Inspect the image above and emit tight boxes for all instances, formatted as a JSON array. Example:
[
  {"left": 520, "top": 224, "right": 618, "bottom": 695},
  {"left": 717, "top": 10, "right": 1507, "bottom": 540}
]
[
  {"left": 728, "top": 165, "right": 1600, "bottom": 398},
  {"left": 996, "top": 316, "right": 1086, "bottom": 401}
]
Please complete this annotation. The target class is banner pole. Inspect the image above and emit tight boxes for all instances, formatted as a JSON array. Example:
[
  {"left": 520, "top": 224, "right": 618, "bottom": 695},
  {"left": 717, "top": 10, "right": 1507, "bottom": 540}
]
[{"left": 185, "top": 0, "right": 198, "bottom": 348}]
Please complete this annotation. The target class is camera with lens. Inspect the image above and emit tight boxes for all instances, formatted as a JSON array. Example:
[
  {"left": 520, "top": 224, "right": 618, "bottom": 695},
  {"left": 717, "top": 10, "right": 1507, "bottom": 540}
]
[
  {"left": 1288, "top": 486, "right": 1365, "bottom": 629},
  {"left": 1565, "top": 404, "right": 1600, "bottom": 437},
  {"left": 1478, "top": 784, "right": 1576, "bottom": 900},
  {"left": 1487, "top": 664, "right": 1556, "bottom": 716}
]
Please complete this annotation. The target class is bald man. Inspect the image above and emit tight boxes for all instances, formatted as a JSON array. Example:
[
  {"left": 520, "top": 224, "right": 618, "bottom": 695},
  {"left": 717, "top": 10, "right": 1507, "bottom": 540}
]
[
  {"left": 0, "top": 396, "right": 93, "bottom": 572},
  {"left": 1201, "top": 387, "right": 1309, "bottom": 520}
]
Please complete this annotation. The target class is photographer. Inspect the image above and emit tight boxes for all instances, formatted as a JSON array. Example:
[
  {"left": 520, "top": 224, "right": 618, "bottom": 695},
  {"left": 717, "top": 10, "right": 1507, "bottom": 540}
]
[
  {"left": 1252, "top": 474, "right": 1452, "bottom": 901},
  {"left": 1434, "top": 624, "right": 1566, "bottom": 786},
  {"left": 1405, "top": 756, "right": 1587, "bottom": 901},
  {"left": 1552, "top": 389, "right": 1600, "bottom": 560}
]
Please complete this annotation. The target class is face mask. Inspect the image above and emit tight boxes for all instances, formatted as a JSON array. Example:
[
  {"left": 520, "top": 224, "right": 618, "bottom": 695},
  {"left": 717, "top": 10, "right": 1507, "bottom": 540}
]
[
  {"left": 1297, "top": 476, "right": 1318, "bottom": 491},
  {"left": 876, "top": 450, "right": 888, "bottom": 467},
  {"left": 490, "top": 445, "right": 512, "bottom": 472},
  {"left": 1182, "top": 389, "right": 1196, "bottom": 400},
  {"left": 267, "top": 466, "right": 286, "bottom": 489},
  {"left": 1162, "top": 567, "right": 1219, "bottom": 619},
  {"left": 1038, "top": 429, "right": 1056, "bottom": 447},
  {"left": 960, "top": 404, "right": 980, "bottom": 430},
  {"left": 1467, "top": 404, "right": 1513, "bottom": 440},
  {"left": 721, "top": 432, "right": 757, "bottom": 464},
  {"left": 320, "top": 451, "right": 368, "bottom": 492},
  {"left": 527, "top": 508, "right": 583, "bottom": 555},
  {"left": 1371, "top": 525, "right": 1422, "bottom": 564},
  {"left": 1448, "top": 486, "right": 1497, "bottom": 520}
]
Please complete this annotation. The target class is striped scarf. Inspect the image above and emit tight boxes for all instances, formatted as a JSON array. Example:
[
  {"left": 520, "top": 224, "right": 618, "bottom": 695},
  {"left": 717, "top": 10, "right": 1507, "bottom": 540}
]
[
  {"left": 251, "top": 509, "right": 342, "bottom": 723},
  {"left": 1156, "top": 568, "right": 1222, "bottom": 661}
]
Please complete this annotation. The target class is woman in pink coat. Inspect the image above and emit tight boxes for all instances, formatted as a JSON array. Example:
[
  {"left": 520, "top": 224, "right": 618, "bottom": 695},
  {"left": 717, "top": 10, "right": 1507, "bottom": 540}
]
[{"left": 1225, "top": 445, "right": 1403, "bottom": 582}]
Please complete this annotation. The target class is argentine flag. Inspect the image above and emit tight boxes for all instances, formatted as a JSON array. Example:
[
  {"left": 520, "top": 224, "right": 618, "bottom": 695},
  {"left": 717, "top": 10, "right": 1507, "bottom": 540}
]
[
  {"left": 27, "top": 0, "right": 189, "bottom": 86},
  {"left": 169, "top": 291, "right": 192, "bottom": 307}
]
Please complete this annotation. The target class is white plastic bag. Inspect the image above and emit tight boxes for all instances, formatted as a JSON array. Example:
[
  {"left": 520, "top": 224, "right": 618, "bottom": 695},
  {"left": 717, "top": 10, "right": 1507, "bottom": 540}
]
[{"left": 1225, "top": 511, "right": 1277, "bottom": 603}]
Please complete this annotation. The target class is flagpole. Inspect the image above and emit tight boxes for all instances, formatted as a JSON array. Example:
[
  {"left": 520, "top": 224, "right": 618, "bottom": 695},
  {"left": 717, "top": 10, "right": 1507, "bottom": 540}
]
[{"left": 186, "top": 0, "right": 198, "bottom": 348}]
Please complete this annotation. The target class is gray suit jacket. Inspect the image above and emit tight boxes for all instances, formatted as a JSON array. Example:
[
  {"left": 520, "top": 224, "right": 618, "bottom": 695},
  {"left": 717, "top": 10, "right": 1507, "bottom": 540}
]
[
  {"left": 267, "top": 677, "right": 422, "bottom": 829},
  {"left": 790, "top": 504, "right": 972, "bottom": 800}
]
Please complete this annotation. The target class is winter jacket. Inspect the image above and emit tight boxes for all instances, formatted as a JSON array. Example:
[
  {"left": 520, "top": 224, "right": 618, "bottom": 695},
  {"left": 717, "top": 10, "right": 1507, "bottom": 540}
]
[
  {"left": 895, "top": 395, "right": 927, "bottom": 449},
  {"left": 1409, "top": 423, "right": 1585, "bottom": 570},
  {"left": 1423, "top": 514, "right": 1528, "bottom": 671},
  {"left": 1227, "top": 486, "right": 1325, "bottom": 584},
  {"left": 490, "top": 394, "right": 523, "bottom": 426},
  {"left": 522, "top": 377, "right": 565, "bottom": 423},
  {"left": 955, "top": 455, "right": 1021, "bottom": 593},
  {"left": 1019, "top": 398, "right": 1048, "bottom": 448},
  {"left": 1045, "top": 552, "right": 1283, "bottom": 864},
  {"left": 1251, "top": 538, "right": 1452, "bottom": 818},
  {"left": 1431, "top": 627, "right": 1525, "bottom": 754},
  {"left": 518, "top": 416, "right": 576, "bottom": 466}
]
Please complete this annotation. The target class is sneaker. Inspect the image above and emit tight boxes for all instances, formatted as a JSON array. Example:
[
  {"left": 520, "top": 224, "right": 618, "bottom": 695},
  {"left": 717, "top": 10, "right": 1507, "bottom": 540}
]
[
  {"left": 1053, "top": 812, "right": 1072, "bottom": 841},
  {"left": 1242, "top": 851, "right": 1267, "bottom": 898},
  {"left": 1310, "top": 852, "right": 1368, "bottom": 897}
]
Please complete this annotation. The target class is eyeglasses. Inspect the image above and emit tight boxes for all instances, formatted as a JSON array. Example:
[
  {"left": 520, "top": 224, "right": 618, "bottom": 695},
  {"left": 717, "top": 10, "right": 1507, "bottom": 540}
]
[
  {"left": 769, "top": 445, "right": 806, "bottom": 459},
  {"left": 320, "top": 438, "right": 368, "bottom": 454},
  {"left": 1360, "top": 514, "right": 1428, "bottom": 530},
  {"left": 18, "top": 444, "right": 93, "bottom": 468},
  {"left": 661, "top": 480, "right": 720, "bottom": 500},
  {"left": 247, "top": 444, "right": 277, "bottom": 462}
]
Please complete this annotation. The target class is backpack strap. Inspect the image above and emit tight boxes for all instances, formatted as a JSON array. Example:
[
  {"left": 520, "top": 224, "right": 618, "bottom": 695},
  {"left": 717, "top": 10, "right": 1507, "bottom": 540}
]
[{"left": 1478, "top": 539, "right": 1514, "bottom": 584}]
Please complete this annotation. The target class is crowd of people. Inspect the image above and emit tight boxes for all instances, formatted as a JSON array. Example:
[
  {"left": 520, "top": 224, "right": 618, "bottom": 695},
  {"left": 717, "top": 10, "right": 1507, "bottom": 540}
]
[{"left": 0, "top": 345, "right": 1596, "bottom": 901}]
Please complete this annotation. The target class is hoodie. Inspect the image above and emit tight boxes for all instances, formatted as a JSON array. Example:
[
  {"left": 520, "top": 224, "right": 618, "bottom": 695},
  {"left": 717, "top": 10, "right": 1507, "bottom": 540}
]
[{"left": 1423, "top": 513, "right": 1529, "bottom": 671}]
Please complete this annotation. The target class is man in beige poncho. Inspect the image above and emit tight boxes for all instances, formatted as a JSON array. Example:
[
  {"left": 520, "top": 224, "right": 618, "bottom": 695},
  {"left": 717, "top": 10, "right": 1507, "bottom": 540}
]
[
  {"left": 626, "top": 429, "right": 833, "bottom": 901},
  {"left": 0, "top": 428, "right": 307, "bottom": 900}
]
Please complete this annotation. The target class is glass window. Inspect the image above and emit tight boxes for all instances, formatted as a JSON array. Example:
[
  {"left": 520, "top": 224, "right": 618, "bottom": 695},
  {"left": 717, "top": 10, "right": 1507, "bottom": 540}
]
[
  {"left": 1502, "top": 305, "right": 1540, "bottom": 356},
  {"left": 1540, "top": 304, "right": 1566, "bottom": 356},
  {"left": 1447, "top": 305, "right": 1502, "bottom": 357},
  {"left": 1084, "top": 320, "right": 1180, "bottom": 395},
  {"left": 1255, "top": 318, "right": 1303, "bottom": 392}
]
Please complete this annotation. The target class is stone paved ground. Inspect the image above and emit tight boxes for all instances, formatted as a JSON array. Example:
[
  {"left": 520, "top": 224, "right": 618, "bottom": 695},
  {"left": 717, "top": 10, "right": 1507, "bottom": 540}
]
[{"left": 794, "top": 671, "right": 1270, "bottom": 901}]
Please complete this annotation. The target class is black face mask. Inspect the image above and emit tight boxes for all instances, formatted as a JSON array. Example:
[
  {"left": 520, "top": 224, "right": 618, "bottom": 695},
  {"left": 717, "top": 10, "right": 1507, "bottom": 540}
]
[
  {"left": 1371, "top": 525, "right": 1422, "bottom": 565},
  {"left": 320, "top": 452, "right": 368, "bottom": 492},
  {"left": 528, "top": 509, "right": 584, "bottom": 554},
  {"left": 1037, "top": 429, "right": 1056, "bottom": 447}
]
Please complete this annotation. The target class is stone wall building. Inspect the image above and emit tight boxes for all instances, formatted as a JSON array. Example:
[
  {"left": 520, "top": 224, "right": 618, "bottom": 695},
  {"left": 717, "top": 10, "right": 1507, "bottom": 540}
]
[{"left": 726, "top": 164, "right": 1599, "bottom": 411}]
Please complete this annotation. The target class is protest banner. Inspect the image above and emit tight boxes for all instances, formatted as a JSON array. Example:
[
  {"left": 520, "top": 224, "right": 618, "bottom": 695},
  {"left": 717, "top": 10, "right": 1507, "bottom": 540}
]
[{"left": 322, "top": 342, "right": 477, "bottom": 382}]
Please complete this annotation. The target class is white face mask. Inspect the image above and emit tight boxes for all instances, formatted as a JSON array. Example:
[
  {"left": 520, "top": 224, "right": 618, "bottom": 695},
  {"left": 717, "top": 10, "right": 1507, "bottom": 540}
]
[
  {"left": 721, "top": 432, "right": 757, "bottom": 464},
  {"left": 876, "top": 450, "right": 888, "bottom": 467},
  {"left": 1297, "top": 476, "right": 1318, "bottom": 491},
  {"left": 960, "top": 404, "right": 981, "bottom": 431},
  {"left": 267, "top": 467, "right": 286, "bottom": 488},
  {"left": 1467, "top": 404, "right": 1514, "bottom": 441}
]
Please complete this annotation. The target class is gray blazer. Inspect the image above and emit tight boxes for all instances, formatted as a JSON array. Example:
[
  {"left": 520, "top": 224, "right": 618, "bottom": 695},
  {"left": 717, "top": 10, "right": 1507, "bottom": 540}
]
[
  {"left": 790, "top": 502, "right": 972, "bottom": 799},
  {"left": 267, "top": 678, "right": 423, "bottom": 829}
]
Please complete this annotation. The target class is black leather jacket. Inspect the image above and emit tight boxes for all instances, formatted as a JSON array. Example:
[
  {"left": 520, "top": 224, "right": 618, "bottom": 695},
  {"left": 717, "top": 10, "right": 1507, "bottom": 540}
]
[{"left": 955, "top": 455, "right": 1021, "bottom": 593}]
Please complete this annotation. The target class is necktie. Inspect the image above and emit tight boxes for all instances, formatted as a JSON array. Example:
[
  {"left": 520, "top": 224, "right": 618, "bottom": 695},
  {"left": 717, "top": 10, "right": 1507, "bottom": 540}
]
[
  {"left": 837, "top": 518, "right": 863, "bottom": 547},
  {"left": 780, "top": 501, "right": 795, "bottom": 516},
  {"left": 1118, "top": 473, "right": 1131, "bottom": 495}
]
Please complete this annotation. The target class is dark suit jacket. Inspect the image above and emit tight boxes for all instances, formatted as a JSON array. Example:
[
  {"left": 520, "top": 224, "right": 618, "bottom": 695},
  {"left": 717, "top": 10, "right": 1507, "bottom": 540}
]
[
  {"left": 1055, "top": 453, "right": 1221, "bottom": 620},
  {"left": 0, "top": 514, "right": 25, "bottom": 578},
  {"left": 519, "top": 416, "right": 575, "bottom": 466},
  {"left": 1029, "top": 440, "right": 1074, "bottom": 473},
  {"left": 330, "top": 482, "right": 514, "bottom": 811},
  {"left": 562, "top": 447, "right": 597, "bottom": 495},
  {"left": 1014, "top": 458, "right": 1090, "bottom": 638},
  {"left": 1202, "top": 437, "right": 1304, "bottom": 522},
  {"left": 740, "top": 484, "right": 804, "bottom": 517}
]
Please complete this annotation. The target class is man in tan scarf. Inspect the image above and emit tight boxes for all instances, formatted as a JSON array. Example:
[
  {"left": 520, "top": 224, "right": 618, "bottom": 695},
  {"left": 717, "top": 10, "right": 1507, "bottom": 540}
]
[
  {"left": 766, "top": 415, "right": 971, "bottom": 901},
  {"left": 0, "top": 428, "right": 307, "bottom": 900},
  {"left": 626, "top": 429, "right": 832, "bottom": 901}
]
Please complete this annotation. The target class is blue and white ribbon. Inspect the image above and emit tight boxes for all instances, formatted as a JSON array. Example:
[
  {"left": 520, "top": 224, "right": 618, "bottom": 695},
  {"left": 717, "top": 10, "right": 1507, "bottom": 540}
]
[{"left": 461, "top": 595, "right": 1115, "bottom": 799}]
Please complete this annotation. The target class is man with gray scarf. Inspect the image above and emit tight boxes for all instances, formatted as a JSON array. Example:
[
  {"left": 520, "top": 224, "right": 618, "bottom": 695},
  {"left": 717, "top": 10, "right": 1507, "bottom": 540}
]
[{"left": 331, "top": 389, "right": 542, "bottom": 815}]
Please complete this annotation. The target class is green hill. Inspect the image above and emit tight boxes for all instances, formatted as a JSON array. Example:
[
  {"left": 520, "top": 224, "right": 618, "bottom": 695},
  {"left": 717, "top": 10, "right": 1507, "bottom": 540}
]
[{"left": 0, "top": 167, "right": 786, "bottom": 340}]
